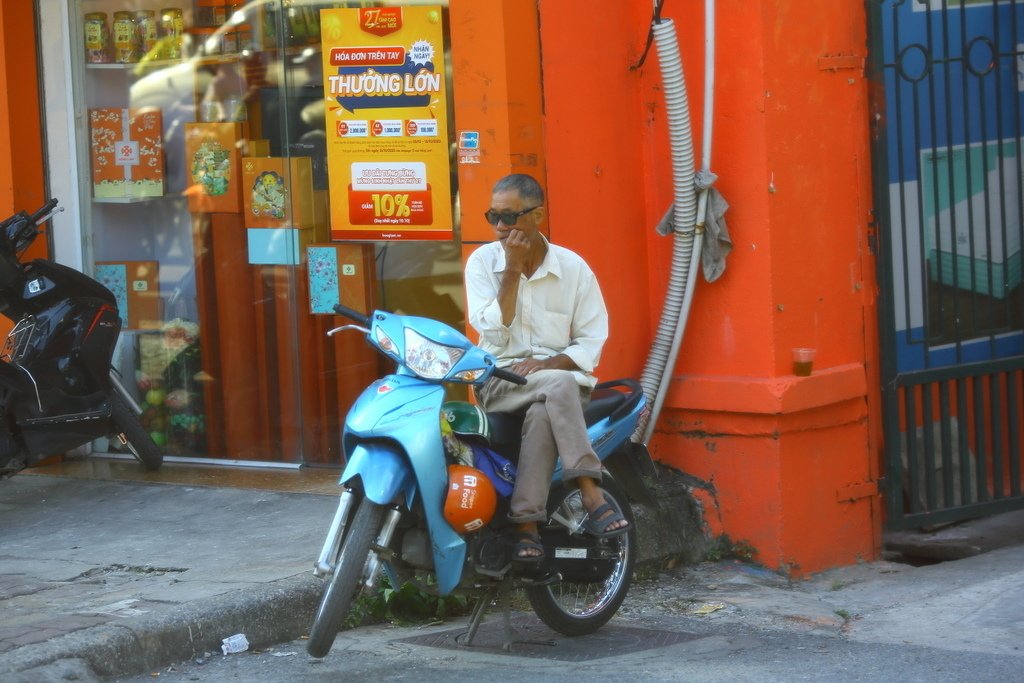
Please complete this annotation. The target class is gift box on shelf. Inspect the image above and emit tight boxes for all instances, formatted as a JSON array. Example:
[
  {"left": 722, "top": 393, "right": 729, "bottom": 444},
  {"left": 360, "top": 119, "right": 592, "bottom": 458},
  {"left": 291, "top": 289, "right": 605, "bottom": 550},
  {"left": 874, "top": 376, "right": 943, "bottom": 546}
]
[
  {"left": 246, "top": 139, "right": 270, "bottom": 157},
  {"left": 184, "top": 122, "right": 244, "bottom": 213},
  {"left": 94, "top": 260, "right": 162, "bottom": 330},
  {"left": 88, "top": 108, "right": 165, "bottom": 200},
  {"left": 241, "top": 156, "right": 315, "bottom": 230},
  {"left": 305, "top": 244, "right": 375, "bottom": 314}
]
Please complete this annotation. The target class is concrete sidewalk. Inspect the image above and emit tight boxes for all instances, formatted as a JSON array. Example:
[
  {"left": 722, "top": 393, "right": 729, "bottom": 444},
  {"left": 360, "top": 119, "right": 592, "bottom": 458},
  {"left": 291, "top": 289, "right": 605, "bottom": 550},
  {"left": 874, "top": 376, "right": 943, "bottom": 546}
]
[
  {"left": 1, "top": 463, "right": 1022, "bottom": 681},
  {"left": 0, "top": 465, "right": 338, "bottom": 681}
]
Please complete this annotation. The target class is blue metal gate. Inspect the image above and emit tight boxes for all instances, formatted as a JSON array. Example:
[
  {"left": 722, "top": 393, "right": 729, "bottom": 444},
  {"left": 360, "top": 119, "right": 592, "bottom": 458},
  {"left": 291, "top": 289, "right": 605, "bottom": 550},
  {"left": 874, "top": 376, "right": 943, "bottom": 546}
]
[{"left": 867, "top": 0, "right": 1024, "bottom": 529}]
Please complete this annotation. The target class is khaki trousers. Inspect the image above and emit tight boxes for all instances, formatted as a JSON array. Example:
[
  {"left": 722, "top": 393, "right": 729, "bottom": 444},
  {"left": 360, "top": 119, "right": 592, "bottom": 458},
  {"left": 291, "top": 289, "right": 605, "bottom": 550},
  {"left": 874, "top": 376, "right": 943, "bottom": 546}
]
[{"left": 478, "top": 369, "right": 602, "bottom": 524}]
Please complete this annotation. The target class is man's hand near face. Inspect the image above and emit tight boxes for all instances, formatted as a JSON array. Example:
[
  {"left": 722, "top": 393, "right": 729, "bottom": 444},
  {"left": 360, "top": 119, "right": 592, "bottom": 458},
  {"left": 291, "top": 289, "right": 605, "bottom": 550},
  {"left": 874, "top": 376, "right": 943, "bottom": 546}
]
[{"left": 502, "top": 228, "right": 532, "bottom": 274}]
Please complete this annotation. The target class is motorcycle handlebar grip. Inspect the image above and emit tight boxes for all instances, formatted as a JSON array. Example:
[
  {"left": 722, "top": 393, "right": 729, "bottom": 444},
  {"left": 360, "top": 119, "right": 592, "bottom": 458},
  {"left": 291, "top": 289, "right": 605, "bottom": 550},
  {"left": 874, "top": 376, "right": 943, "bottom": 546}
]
[
  {"left": 30, "top": 198, "right": 58, "bottom": 223},
  {"left": 492, "top": 367, "right": 528, "bottom": 385},
  {"left": 333, "top": 303, "right": 371, "bottom": 327}
]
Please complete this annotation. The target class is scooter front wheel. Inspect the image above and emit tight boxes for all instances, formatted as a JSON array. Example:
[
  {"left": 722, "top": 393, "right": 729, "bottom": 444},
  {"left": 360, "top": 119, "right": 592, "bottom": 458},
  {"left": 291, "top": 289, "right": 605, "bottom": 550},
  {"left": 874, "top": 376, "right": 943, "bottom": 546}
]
[
  {"left": 307, "top": 498, "right": 386, "bottom": 658},
  {"left": 526, "top": 479, "right": 636, "bottom": 636},
  {"left": 109, "top": 391, "right": 163, "bottom": 471}
]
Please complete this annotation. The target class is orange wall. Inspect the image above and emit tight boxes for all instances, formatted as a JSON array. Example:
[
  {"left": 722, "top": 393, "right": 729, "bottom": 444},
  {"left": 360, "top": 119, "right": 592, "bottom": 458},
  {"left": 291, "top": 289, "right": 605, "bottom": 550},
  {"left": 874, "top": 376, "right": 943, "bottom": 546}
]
[
  {"left": 530, "top": 0, "right": 881, "bottom": 574},
  {"left": 0, "top": 2, "right": 47, "bottom": 261}
]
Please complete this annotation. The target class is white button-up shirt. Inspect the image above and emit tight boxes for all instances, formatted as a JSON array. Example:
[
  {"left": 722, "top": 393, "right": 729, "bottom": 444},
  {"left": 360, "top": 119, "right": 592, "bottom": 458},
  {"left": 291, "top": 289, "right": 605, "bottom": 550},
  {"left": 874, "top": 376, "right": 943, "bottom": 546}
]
[{"left": 465, "top": 239, "right": 608, "bottom": 388}]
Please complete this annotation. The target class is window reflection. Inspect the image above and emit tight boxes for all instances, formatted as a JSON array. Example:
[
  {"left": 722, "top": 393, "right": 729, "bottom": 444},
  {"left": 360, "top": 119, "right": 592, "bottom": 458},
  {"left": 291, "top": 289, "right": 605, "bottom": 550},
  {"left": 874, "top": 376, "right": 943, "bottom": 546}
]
[{"left": 77, "top": 1, "right": 457, "bottom": 464}]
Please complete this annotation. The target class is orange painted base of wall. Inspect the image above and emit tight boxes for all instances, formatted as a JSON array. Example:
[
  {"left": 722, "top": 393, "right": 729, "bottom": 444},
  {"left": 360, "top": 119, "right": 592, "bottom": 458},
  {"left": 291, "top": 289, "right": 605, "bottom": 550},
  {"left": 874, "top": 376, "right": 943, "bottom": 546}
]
[{"left": 652, "top": 365, "right": 880, "bottom": 575}]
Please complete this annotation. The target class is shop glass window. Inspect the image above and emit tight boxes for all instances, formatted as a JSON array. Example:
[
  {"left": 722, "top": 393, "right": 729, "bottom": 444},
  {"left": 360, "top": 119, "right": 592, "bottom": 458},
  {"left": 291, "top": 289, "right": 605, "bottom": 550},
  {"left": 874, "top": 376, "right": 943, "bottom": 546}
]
[{"left": 68, "top": 1, "right": 459, "bottom": 464}]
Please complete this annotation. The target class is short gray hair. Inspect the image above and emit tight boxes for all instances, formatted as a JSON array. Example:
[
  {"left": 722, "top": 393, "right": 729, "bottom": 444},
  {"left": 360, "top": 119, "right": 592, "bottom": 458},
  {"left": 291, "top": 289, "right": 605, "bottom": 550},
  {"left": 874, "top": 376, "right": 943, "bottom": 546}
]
[{"left": 492, "top": 174, "right": 544, "bottom": 206}]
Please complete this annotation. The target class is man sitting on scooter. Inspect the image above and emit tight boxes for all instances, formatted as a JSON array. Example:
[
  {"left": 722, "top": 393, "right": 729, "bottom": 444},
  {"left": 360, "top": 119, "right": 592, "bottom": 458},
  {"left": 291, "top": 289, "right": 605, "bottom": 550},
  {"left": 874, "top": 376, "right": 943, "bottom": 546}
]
[{"left": 465, "top": 173, "right": 630, "bottom": 562}]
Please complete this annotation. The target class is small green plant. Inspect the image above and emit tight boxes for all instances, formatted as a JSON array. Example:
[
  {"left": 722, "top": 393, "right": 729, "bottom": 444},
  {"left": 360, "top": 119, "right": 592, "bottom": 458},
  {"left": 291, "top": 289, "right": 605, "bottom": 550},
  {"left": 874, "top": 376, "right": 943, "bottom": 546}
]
[
  {"left": 730, "top": 540, "right": 758, "bottom": 562},
  {"left": 834, "top": 608, "right": 851, "bottom": 621},
  {"left": 704, "top": 535, "right": 759, "bottom": 563},
  {"left": 344, "top": 577, "right": 472, "bottom": 629}
]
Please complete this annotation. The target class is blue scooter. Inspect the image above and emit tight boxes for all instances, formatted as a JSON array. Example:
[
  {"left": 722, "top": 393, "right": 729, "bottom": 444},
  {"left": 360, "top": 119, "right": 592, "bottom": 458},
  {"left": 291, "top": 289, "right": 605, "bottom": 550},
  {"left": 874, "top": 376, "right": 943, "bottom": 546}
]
[{"left": 307, "top": 304, "right": 652, "bottom": 657}]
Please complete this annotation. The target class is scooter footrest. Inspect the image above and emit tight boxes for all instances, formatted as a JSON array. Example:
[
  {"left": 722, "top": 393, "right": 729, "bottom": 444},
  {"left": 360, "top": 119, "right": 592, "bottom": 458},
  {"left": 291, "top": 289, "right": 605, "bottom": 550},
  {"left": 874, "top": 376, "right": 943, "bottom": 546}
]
[{"left": 18, "top": 405, "right": 111, "bottom": 426}]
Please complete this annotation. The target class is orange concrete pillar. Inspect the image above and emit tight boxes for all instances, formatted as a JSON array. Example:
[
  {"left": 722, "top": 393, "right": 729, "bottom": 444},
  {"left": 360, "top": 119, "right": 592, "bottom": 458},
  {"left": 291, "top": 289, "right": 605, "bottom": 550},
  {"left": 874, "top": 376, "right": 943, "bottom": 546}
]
[
  {"left": 535, "top": 0, "right": 881, "bottom": 574},
  {"left": 0, "top": 3, "right": 47, "bottom": 261},
  {"left": 449, "top": 0, "right": 548, "bottom": 245},
  {"left": 653, "top": 0, "right": 881, "bottom": 574}
]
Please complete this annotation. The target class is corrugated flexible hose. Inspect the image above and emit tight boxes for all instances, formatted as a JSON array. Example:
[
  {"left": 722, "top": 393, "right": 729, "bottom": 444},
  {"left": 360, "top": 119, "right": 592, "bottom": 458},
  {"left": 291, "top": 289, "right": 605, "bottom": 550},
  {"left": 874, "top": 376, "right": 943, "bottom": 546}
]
[{"left": 634, "top": 17, "right": 702, "bottom": 442}]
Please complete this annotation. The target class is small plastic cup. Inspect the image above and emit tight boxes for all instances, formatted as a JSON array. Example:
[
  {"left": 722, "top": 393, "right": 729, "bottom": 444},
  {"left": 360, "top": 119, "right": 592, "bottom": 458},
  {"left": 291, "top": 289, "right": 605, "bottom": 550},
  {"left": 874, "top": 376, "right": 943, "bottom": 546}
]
[
  {"left": 792, "top": 348, "right": 816, "bottom": 376},
  {"left": 224, "top": 95, "right": 247, "bottom": 122},
  {"left": 221, "top": 633, "right": 249, "bottom": 655}
]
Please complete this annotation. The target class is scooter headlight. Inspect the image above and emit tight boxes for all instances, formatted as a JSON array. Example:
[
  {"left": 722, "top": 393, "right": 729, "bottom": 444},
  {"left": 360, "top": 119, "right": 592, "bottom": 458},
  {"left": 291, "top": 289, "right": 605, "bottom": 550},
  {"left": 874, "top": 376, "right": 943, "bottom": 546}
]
[{"left": 404, "top": 328, "right": 465, "bottom": 380}]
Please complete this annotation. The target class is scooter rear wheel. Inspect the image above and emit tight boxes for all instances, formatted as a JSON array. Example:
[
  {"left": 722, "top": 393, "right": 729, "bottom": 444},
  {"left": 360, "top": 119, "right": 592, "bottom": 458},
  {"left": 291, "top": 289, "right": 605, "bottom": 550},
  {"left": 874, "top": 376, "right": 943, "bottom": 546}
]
[
  {"left": 526, "top": 478, "right": 636, "bottom": 636},
  {"left": 110, "top": 391, "right": 163, "bottom": 471},
  {"left": 307, "top": 498, "right": 386, "bottom": 658}
]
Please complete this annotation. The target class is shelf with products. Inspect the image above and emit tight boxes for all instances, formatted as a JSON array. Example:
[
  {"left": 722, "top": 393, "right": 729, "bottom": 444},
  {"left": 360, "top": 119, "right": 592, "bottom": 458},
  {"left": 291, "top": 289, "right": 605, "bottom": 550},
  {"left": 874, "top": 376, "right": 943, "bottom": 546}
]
[
  {"left": 76, "top": 5, "right": 196, "bottom": 370},
  {"left": 79, "top": 13, "right": 262, "bottom": 202},
  {"left": 86, "top": 59, "right": 181, "bottom": 71},
  {"left": 85, "top": 52, "right": 252, "bottom": 77},
  {"left": 81, "top": 2, "right": 264, "bottom": 70},
  {"left": 92, "top": 193, "right": 185, "bottom": 205}
]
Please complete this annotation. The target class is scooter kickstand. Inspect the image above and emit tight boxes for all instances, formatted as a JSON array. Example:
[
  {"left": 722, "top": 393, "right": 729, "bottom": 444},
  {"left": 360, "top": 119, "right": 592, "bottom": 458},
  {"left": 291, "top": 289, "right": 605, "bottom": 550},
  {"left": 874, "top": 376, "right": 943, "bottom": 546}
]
[
  {"left": 463, "top": 586, "right": 497, "bottom": 646},
  {"left": 498, "top": 579, "right": 514, "bottom": 651}
]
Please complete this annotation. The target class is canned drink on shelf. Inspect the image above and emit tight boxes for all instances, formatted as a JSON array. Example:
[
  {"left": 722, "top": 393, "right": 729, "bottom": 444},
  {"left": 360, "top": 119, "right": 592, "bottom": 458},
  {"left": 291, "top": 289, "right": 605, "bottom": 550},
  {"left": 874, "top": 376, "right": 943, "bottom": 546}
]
[
  {"left": 112, "top": 11, "right": 139, "bottom": 63},
  {"left": 194, "top": 5, "right": 228, "bottom": 28},
  {"left": 84, "top": 12, "right": 111, "bottom": 64},
  {"left": 160, "top": 8, "right": 184, "bottom": 60},
  {"left": 135, "top": 10, "right": 159, "bottom": 57}
]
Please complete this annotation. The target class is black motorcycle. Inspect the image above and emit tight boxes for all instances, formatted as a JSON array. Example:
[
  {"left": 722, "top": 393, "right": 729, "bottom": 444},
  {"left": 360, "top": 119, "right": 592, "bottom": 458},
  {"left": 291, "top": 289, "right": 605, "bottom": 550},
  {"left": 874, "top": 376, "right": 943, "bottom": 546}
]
[{"left": 0, "top": 199, "right": 162, "bottom": 477}]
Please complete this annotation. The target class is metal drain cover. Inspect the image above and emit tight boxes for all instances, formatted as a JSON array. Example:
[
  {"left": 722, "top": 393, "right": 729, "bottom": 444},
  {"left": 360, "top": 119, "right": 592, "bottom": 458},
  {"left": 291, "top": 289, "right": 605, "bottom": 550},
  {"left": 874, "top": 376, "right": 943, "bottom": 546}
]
[{"left": 395, "top": 616, "right": 702, "bottom": 661}]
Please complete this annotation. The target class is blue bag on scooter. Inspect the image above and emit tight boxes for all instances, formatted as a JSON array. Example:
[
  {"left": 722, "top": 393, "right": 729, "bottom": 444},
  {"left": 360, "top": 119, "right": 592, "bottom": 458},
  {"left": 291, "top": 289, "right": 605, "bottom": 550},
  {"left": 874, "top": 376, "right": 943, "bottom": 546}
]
[{"left": 469, "top": 442, "right": 517, "bottom": 498}]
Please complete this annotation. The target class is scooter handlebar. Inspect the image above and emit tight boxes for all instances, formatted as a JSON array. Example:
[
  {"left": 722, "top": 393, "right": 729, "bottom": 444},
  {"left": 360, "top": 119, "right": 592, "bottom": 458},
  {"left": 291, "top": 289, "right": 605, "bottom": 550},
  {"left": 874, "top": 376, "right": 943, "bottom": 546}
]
[
  {"left": 333, "top": 303, "right": 371, "bottom": 327},
  {"left": 492, "top": 367, "right": 528, "bottom": 386},
  {"left": 30, "top": 198, "right": 59, "bottom": 224}
]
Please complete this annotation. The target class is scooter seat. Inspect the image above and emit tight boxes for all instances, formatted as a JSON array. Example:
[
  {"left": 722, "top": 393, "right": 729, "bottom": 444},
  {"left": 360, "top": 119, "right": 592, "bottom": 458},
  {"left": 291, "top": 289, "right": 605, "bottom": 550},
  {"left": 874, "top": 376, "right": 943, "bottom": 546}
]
[{"left": 486, "top": 382, "right": 636, "bottom": 462}]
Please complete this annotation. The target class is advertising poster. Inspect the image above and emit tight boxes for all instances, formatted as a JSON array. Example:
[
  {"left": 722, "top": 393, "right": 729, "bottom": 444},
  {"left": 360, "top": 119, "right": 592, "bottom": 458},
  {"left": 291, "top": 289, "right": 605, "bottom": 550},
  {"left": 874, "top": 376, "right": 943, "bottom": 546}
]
[{"left": 320, "top": 6, "right": 452, "bottom": 241}]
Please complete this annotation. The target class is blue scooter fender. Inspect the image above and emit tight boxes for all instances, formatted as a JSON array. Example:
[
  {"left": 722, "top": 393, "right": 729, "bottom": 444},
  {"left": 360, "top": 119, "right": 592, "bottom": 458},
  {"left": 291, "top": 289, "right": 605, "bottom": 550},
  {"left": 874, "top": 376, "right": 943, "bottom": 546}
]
[
  {"left": 342, "top": 443, "right": 417, "bottom": 507},
  {"left": 340, "top": 376, "right": 466, "bottom": 595}
]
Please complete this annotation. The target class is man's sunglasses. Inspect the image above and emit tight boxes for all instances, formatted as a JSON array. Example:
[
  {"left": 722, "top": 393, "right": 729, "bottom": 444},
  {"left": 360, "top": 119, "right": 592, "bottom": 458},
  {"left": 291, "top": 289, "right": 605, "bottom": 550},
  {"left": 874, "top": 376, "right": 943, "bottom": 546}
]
[{"left": 483, "top": 206, "right": 540, "bottom": 226}]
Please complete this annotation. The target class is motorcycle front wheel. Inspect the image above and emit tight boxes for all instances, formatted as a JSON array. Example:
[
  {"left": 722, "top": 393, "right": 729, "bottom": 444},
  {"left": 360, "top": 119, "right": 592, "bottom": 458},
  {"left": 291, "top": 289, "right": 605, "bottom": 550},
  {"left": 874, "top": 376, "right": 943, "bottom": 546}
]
[
  {"left": 526, "top": 478, "right": 636, "bottom": 636},
  {"left": 109, "top": 389, "right": 163, "bottom": 471},
  {"left": 307, "top": 498, "right": 386, "bottom": 658}
]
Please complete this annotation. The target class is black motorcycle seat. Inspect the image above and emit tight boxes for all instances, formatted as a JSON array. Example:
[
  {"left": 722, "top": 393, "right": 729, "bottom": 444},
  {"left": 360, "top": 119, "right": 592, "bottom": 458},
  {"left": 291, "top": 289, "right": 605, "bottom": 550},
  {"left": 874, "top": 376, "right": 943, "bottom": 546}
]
[{"left": 486, "top": 381, "right": 639, "bottom": 461}]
